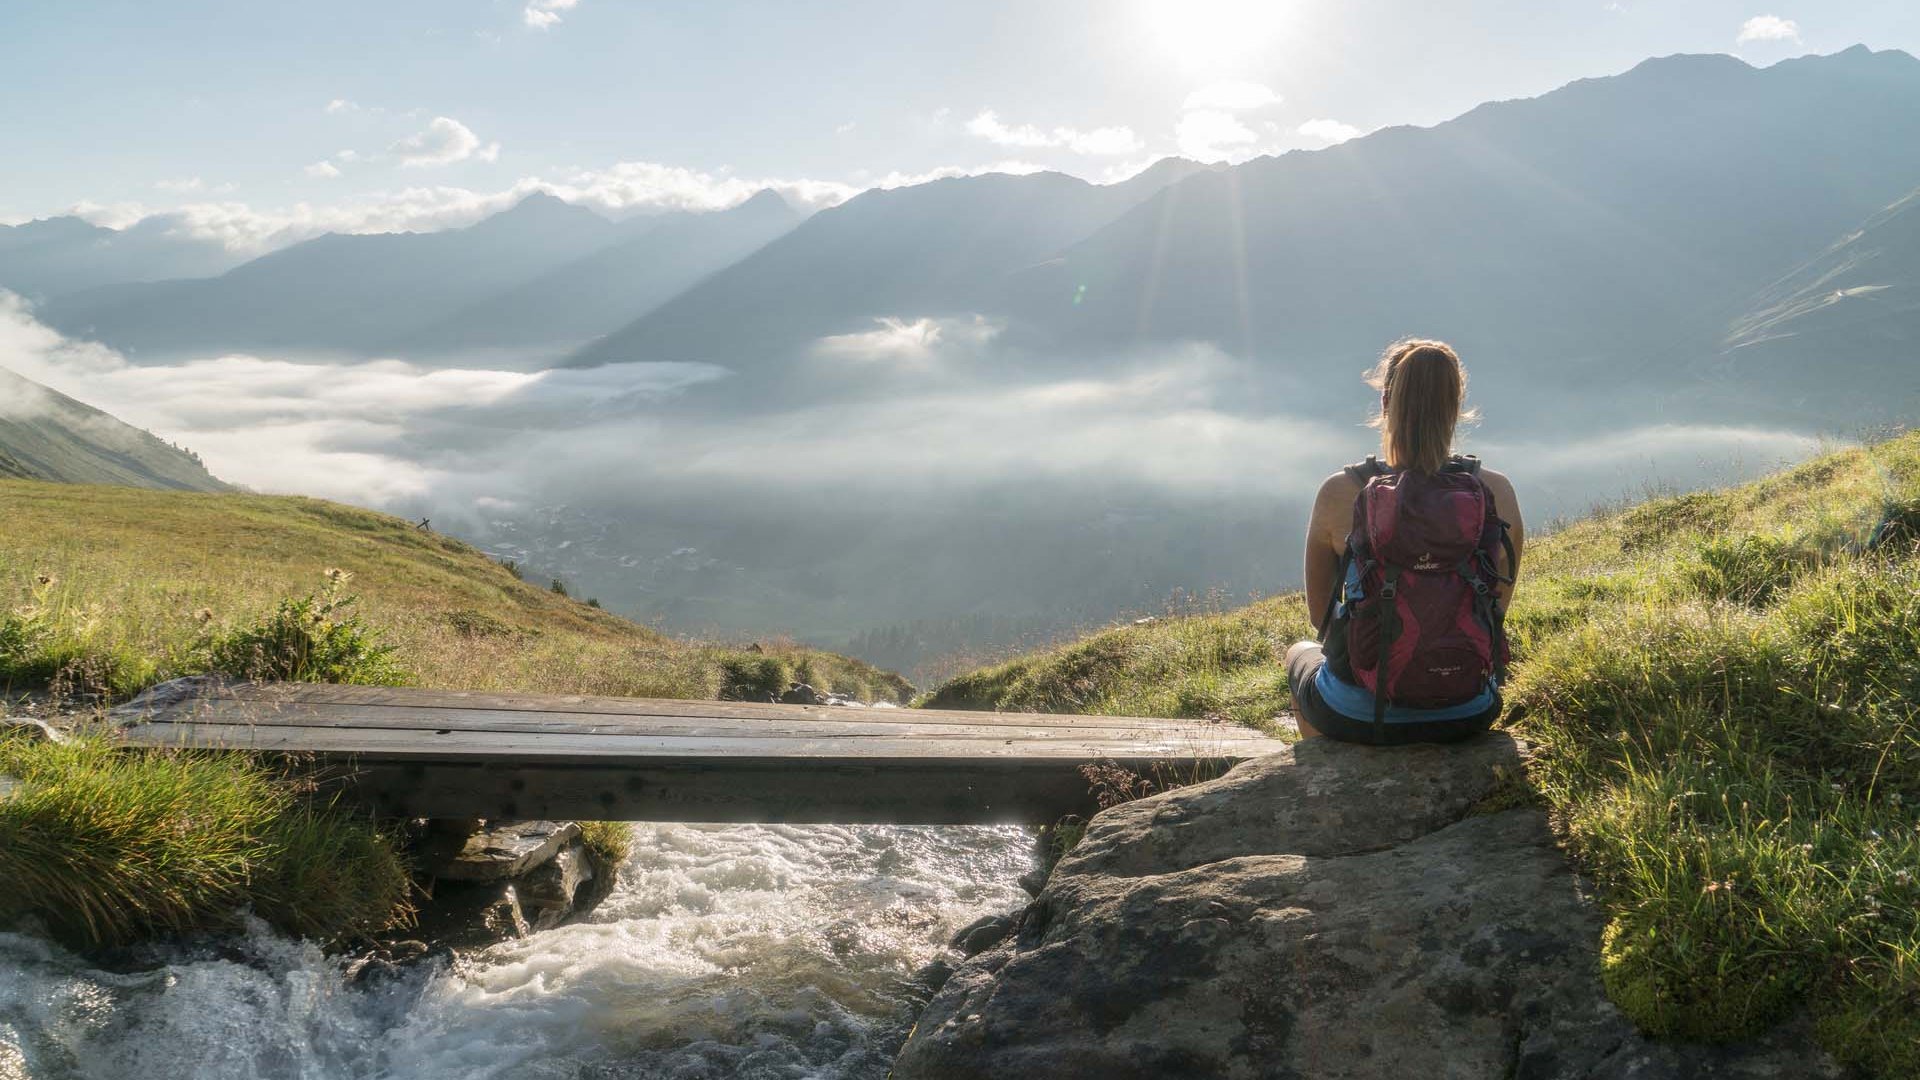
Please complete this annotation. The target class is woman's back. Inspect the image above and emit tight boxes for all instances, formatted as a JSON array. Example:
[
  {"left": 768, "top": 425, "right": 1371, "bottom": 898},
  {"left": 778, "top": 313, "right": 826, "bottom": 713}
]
[{"left": 1285, "top": 340, "right": 1525, "bottom": 745}]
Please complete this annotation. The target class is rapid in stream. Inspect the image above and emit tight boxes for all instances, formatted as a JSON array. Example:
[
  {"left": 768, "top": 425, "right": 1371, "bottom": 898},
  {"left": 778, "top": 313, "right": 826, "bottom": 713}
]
[{"left": 0, "top": 822, "right": 1033, "bottom": 1080}]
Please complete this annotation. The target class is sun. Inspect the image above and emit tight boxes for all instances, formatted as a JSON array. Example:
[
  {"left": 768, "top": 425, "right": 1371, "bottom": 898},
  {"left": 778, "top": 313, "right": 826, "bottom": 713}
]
[{"left": 1141, "top": 0, "right": 1287, "bottom": 71}]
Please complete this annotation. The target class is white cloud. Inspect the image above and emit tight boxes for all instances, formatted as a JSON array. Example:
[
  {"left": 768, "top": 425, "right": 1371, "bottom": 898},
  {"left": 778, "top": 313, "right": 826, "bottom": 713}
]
[
  {"left": 1297, "top": 117, "right": 1363, "bottom": 144},
  {"left": 965, "top": 110, "right": 1144, "bottom": 155},
  {"left": 303, "top": 161, "right": 342, "bottom": 179},
  {"left": 1737, "top": 15, "right": 1800, "bottom": 43},
  {"left": 65, "top": 200, "right": 153, "bottom": 229},
  {"left": 62, "top": 154, "right": 1064, "bottom": 256},
  {"left": 1176, "top": 109, "right": 1259, "bottom": 162},
  {"left": 325, "top": 98, "right": 357, "bottom": 114},
  {"left": 1182, "top": 81, "right": 1283, "bottom": 112},
  {"left": 524, "top": 0, "right": 578, "bottom": 29},
  {"left": 390, "top": 117, "right": 498, "bottom": 168},
  {"left": 811, "top": 316, "right": 1002, "bottom": 369},
  {"left": 835, "top": 121, "right": 857, "bottom": 135}
]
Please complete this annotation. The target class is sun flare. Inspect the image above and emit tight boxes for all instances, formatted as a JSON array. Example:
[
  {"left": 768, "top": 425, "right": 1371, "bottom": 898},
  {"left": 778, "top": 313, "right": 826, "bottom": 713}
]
[{"left": 1142, "top": 0, "right": 1287, "bottom": 70}]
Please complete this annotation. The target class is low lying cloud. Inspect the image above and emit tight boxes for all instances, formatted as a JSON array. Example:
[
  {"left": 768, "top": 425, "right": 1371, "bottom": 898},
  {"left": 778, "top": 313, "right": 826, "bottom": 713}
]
[
  {"left": 65, "top": 156, "right": 907, "bottom": 255},
  {"left": 1737, "top": 15, "right": 1801, "bottom": 43},
  {"left": 0, "top": 293, "right": 722, "bottom": 503},
  {"left": 390, "top": 117, "right": 500, "bottom": 168},
  {"left": 965, "top": 111, "right": 1145, "bottom": 155},
  {"left": 1296, "top": 118, "right": 1363, "bottom": 145},
  {"left": 1176, "top": 110, "right": 1261, "bottom": 162},
  {"left": 810, "top": 316, "right": 1002, "bottom": 370}
]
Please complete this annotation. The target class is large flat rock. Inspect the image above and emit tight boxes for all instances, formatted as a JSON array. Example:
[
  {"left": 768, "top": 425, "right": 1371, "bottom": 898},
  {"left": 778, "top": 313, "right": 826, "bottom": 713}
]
[{"left": 894, "top": 734, "right": 1834, "bottom": 1080}]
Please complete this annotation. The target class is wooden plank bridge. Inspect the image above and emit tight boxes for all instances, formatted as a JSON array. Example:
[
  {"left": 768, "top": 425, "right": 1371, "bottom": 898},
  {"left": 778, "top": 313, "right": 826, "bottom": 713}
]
[{"left": 111, "top": 679, "right": 1283, "bottom": 824}]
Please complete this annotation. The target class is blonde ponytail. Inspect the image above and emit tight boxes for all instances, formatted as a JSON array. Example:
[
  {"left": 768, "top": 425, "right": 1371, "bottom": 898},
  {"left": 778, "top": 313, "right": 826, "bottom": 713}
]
[{"left": 1365, "top": 338, "right": 1476, "bottom": 474}]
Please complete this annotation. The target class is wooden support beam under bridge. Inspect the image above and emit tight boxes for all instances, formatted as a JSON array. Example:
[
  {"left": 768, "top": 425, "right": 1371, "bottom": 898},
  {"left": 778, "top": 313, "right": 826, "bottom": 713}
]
[{"left": 110, "top": 679, "right": 1284, "bottom": 824}]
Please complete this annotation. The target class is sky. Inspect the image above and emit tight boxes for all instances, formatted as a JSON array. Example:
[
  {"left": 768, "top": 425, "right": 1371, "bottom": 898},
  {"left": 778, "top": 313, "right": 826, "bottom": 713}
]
[{"left": 5, "top": 0, "right": 1918, "bottom": 253}]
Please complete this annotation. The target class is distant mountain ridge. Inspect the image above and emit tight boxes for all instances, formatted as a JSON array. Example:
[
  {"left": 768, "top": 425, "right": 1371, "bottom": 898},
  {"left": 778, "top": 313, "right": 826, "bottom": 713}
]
[
  {"left": 0, "top": 215, "right": 241, "bottom": 299},
  {"left": 0, "top": 367, "right": 229, "bottom": 491},
  {"left": 565, "top": 157, "right": 1219, "bottom": 369},
  {"left": 39, "top": 193, "right": 622, "bottom": 361},
  {"left": 398, "top": 190, "right": 802, "bottom": 357}
]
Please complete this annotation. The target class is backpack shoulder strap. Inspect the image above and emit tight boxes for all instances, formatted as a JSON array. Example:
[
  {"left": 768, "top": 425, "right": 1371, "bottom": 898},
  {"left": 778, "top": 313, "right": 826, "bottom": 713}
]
[{"left": 1343, "top": 456, "right": 1391, "bottom": 484}]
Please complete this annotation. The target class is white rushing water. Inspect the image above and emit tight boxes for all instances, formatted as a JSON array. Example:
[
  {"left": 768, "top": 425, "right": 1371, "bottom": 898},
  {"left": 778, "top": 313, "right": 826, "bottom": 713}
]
[{"left": 0, "top": 823, "right": 1033, "bottom": 1080}]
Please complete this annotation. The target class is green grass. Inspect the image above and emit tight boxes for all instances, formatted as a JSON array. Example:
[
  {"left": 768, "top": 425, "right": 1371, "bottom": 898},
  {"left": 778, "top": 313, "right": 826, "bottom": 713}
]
[
  {"left": 0, "top": 731, "right": 411, "bottom": 948},
  {"left": 925, "top": 431, "right": 1920, "bottom": 1076},
  {"left": 919, "top": 595, "right": 1313, "bottom": 732},
  {"left": 0, "top": 479, "right": 911, "bottom": 704}
]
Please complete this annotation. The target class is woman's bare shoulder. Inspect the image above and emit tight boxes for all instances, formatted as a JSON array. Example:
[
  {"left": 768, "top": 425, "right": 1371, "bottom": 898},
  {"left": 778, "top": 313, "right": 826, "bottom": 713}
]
[
  {"left": 1313, "top": 469, "right": 1361, "bottom": 507},
  {"left": 1478, "top": 467, "right": 1523, "bottom": 518}
]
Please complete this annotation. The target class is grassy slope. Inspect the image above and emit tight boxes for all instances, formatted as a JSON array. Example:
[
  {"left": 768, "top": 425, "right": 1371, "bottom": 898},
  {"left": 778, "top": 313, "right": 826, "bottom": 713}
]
[
  {"left": 0, "top": 479, "right": 910, "bottom": 702},
  {"left": 924, "top": 432, "right": 1920, "bottom": 1076},
  {"left": 0, "top": 368, "right": 229, "bottom": 493}
]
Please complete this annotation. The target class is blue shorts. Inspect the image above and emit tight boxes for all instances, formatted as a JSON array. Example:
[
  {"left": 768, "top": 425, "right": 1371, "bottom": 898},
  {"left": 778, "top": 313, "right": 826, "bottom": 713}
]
[{"left": 1286, "top": 643, "right": 1499, "bottom": 746}]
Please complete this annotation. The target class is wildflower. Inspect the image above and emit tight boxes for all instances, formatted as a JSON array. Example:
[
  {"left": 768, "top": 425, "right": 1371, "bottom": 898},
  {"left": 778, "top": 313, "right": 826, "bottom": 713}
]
[
  {"left": 1831, "top": 782, "right": 1844, "bottom": 794},
  {"left": 1800, "top": 843, "right": 1815, "bottom": 855},
  {"left": 324, "top": 567, "right": 349, "bottom": 584},
  {"left": 1891, "top": 793, "right": 1905, "bottom": 807},
  {"left": 193, "top": 607, "right": 214, "bottom": 624},
  {"left": 1895, "top": 870, "right": 1912, "bottom": 887}
]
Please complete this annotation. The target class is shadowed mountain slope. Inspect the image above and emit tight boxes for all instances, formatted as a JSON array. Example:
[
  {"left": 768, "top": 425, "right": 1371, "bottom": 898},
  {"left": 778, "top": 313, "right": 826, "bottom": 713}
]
[
  {"left": 0, "top": 367, "right": 228, "bottom": 491},
  {"left": 1719, "top": 184, "right": 1920, "bottom": 423},
  {"left": 564, "top": 158, "right": 1217, "bottom": 369},
  {"left": 400, "top": 190, "right": 802, "bottom": 358}
]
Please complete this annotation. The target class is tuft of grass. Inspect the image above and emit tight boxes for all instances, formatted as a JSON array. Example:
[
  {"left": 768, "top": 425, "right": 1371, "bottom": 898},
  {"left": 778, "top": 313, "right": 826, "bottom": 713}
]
[
  {"left": 0, "top": 732, "right": 412, "bottom": 948},
  {"left": 204, "top": 570, "right": 408, "bottom": 686},
  {"left": 578, "top": 821, "right": 634, "bottom": 868}
]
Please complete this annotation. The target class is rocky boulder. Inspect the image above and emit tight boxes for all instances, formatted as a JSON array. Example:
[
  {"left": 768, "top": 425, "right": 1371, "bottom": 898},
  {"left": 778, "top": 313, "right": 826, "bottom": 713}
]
[
  {"left": 893, "top": 734, "right": 1834, "bottom": 1080},
  {"left": 408, "top": 819, "right": 609, "bottom": 947}
]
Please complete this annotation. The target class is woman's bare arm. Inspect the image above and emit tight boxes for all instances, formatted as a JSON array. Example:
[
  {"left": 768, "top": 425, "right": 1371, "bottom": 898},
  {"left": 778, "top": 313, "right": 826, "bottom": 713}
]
[
  {"left": 1481, "top": 468, "right": 1525, "bottom": 609},
  {"left": 1303, "top": 473, "right": 1355, "bottom": 635}
]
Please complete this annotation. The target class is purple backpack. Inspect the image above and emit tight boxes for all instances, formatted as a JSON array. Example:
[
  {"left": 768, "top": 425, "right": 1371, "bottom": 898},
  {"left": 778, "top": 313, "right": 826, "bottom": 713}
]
[{"left": 1320, "top": 455, "right": 1514, "bottom": 734}]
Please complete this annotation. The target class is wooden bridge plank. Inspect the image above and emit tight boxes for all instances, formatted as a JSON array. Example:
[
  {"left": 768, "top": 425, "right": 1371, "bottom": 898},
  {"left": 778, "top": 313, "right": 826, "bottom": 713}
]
[
  {"left": 125, "top": 702, "right": 1190, "bottom": 742},
  {"left": 131, "top": 681, "right": 1119, "bottom": 729},
  {"left": 118, "top": 721, "right": 1246, "bottom": 760},
  {"left": 109, "top": 679, "right": 1284, "bottom": 823}
]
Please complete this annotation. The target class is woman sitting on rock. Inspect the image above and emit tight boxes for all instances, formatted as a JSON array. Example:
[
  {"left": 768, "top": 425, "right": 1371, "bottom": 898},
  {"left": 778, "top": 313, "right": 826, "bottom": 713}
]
[{"left": 1285, "top": 338, "right": 1524, "bottom": 744}]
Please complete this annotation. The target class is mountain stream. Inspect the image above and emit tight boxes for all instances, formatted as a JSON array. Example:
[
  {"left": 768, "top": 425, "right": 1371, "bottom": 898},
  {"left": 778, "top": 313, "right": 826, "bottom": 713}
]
[{"left": 0, "top": 822, "right": 1033, "bottom": 1079}]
